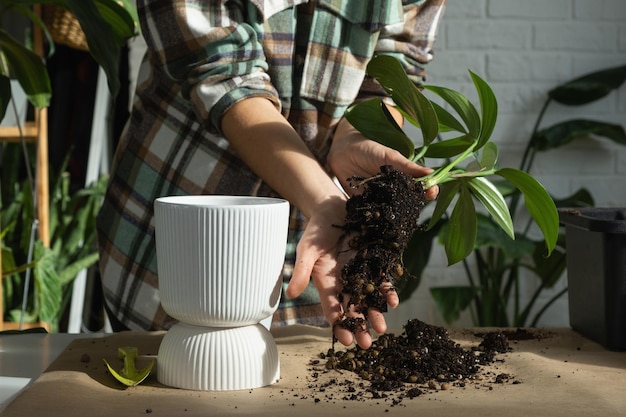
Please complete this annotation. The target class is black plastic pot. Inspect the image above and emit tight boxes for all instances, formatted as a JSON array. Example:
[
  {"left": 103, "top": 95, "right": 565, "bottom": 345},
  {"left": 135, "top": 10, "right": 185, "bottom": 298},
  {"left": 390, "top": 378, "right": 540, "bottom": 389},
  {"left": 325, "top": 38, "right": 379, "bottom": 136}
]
[{"left": 559, "top": 208, "right": 626, "bottom": 351}]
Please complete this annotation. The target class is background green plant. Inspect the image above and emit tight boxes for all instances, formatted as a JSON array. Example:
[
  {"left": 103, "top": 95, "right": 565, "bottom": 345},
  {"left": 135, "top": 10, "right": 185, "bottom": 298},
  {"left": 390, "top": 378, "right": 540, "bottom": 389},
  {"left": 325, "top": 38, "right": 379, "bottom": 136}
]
[
  {"left": 402, "top": 64, "right": 626, "bottom": 327},
  {"left": 1, "top": 144, "right": 107, "bottom": 330}
]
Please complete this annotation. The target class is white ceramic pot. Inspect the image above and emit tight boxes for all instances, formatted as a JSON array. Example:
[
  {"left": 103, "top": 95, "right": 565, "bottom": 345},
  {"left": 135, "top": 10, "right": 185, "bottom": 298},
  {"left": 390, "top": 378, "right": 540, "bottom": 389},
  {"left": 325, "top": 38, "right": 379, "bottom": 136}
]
[
  {"left": 154, "top": 195, "right": 289, "bottom": 327},
  {"left": 154, "top": 195, "right": 289, "bottom": 390}
]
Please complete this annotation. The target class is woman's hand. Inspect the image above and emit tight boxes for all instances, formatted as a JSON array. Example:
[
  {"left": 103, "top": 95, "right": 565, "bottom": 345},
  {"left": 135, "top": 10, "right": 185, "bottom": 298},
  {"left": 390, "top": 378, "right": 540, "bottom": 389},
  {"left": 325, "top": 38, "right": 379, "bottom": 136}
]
[
  {"left": 328, "top": 113, "right": 439, "bottom": 201},
  {"left": 285, "top": 197, "right": 399, "bottom": 349}
]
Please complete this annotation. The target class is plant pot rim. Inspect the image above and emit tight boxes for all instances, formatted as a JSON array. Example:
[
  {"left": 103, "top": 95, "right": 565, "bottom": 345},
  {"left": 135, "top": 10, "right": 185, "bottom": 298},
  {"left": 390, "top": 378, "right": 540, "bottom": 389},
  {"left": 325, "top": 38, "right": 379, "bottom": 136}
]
[
  {"left": 155, "top": 195, "right": 288, "bottom": 208},
  {"left": 558, "top": 207, "right": 626, "bottom": 234}
]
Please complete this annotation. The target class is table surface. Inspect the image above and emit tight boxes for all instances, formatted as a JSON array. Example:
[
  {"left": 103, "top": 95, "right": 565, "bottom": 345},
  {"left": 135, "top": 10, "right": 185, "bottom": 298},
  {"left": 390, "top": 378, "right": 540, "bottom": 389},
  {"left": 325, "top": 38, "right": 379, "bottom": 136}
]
[
  {"left": 0, "top": 331, "right": 105, "bottom": 411},
  {"left": 1, "top": 326, "right": 625, "bottom": 416}
]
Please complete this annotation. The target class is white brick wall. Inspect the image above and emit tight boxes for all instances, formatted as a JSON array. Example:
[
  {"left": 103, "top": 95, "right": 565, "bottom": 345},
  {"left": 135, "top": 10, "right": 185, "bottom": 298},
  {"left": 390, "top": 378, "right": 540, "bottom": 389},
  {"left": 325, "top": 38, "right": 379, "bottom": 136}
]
[{"left": 387, "top": 0, "right": 626, "bottom": 330}]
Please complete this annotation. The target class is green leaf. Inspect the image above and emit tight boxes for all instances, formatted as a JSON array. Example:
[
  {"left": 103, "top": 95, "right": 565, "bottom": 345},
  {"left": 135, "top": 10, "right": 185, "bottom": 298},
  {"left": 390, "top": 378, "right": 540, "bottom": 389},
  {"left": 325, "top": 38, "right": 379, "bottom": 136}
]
[
  {"left": 548, "top": 64, "right": 626, "bottom": 105},
  {"left": 58, "top": 252, "right": 99, "bottom": 285},
  {"left": 475, "top": 214, "right": 535, "bottom": 259},
  {"left": 470, "top": 70, "right": 498, "bottom": 148},
  {"left": 104, "top": 346, "right": 155, "bottom": 387},
  {"left": 489, "top": 178, "right": 518, "bottom": 198},
  {"left": 424, "top": 84, "right": 481, "bottom": 138},
  {"left": 95, "top": 0, "right": 139, "bottom": 41},
  {"left": 344, "top": 99, "right": 415, "bottom": 159},
  {"left": 480, "top": 141, "right": 498, "bottom": 170},
  {"left": 444, "top": 185, "right": 477, "bottom": 265},
  {"left": 467, "top": 177, "right": 514, "bottom": 240},
  {"left": 366, "top": 55, "right": 439, "bottom": 144},
  {"left": 421, "top": 134, "right": 474, "bottom": 159},
  {"left": 552, "top": 188, "right": 594, "bottom": 208},
  {"left": 430, "top": 100, "right": 467, "bottom": 133},
  {"left": 0, "top": 30, "right": 51, "bottom": 108},
  {"left": 66, "top": 0, "right": 136, "bottom": 98},
  {"left": 1, "top": 245, "right": 18, "bottom": 275},
  {"left": 532, "top": 245, "right": 566, "bottom": 288},
  {"left": 427, "top": 180, "right": 461, "bottom": 230},
  {"left": 33, "top": 242, "right": 63, "bottom": 324},
  {"left": 532, "top": 119, "right": 626, "bottom": 150},
  {"left": 496, "top": 168, "right": 559, "bottom": 255},
  {"left": 430, "top": 286, "right": 478, "bottom": 324},
  {"left": 8, "top": 309, "right": 38, "bottom": 324}
]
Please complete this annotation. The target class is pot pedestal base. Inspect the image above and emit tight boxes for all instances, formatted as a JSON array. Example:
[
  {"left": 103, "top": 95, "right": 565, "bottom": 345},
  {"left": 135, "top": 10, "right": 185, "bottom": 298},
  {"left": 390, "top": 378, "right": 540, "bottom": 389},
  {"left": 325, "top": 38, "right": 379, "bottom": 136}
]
[{"left": 157, "top": 322, "right": 280, "bottom": 391}]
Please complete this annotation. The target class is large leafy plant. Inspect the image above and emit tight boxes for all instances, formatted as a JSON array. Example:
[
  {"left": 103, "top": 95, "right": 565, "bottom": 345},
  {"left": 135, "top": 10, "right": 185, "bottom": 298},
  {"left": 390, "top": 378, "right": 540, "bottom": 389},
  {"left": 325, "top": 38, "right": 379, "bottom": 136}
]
[
  {"left": 425, "top": 64, "right": 626, "bottom": 327},
  {"left": 0, "top": 0, "right": 138, "bottom": 120},
  {"left": 346, "top": 59, "right": 626, "bottom": 326},
  {"left": 1, "top": 144, "right": 107, "bottom": 330}
]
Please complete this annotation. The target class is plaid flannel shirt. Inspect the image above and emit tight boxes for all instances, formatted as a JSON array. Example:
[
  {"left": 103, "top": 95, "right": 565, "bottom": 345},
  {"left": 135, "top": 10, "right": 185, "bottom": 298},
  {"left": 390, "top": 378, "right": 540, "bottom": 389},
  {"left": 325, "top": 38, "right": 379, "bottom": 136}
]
[{"left": 96, "top": 0, "right": 446, "bottom": 331}]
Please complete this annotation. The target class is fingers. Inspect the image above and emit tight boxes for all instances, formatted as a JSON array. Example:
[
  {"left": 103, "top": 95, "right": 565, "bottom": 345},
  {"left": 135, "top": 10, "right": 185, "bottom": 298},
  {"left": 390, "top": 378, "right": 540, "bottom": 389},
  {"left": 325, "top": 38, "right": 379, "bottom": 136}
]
[
  {"left": 381, "top": 282, "right": 399, "bottom": 308},
  {"left": 353, "top": 328, "right": 373, "bottom": 348},
  {"left": 425, "top": 184, "right": 439, "bottom": 201},
  {"left": 333, "top": 283, "right": 399, "bottom": 349},
  {"left": 366, "top": 309, "right": 387, "bottom": 334},
  {"left": 333, "top": 305, "right": 373, "bottom": 348},
  {"left": 285, "top": 256, "right": 314, "bottom": 299}
]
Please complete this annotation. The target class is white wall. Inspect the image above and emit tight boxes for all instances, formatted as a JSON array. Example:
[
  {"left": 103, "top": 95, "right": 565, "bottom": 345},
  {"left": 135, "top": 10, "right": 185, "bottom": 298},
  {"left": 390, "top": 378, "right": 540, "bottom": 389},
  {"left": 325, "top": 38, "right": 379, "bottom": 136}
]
[{"left": 385, "top": 0, "right": 626, "bottom": 330}]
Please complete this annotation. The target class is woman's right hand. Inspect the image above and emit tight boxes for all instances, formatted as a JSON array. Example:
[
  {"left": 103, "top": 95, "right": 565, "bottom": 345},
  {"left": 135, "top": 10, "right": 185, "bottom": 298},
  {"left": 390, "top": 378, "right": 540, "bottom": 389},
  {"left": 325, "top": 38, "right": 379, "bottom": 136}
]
[{"left": 285, "top": 196, "right": 399, "bottom": 349}]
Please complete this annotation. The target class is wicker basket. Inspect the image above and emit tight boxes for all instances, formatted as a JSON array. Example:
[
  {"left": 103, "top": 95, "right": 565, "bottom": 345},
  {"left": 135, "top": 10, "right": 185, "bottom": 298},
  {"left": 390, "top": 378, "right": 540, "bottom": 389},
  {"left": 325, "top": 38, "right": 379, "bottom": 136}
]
[{"left": 42, "top": 4, "right": 89, "bottom": 51}]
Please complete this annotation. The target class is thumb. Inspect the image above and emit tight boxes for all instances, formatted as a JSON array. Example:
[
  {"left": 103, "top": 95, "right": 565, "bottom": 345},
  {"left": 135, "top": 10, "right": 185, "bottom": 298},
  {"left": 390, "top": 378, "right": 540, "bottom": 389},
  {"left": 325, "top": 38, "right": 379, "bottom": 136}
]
[{"left": 285, "top": 252, "right": 315, "bottom": 299}]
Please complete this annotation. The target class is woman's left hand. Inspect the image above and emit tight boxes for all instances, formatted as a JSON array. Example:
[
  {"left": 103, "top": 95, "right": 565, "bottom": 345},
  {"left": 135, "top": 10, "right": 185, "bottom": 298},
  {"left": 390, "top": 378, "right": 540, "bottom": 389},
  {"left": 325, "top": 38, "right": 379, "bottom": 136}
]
[{"left": 327, "top": 116, "right": 439, "bottom": 201}]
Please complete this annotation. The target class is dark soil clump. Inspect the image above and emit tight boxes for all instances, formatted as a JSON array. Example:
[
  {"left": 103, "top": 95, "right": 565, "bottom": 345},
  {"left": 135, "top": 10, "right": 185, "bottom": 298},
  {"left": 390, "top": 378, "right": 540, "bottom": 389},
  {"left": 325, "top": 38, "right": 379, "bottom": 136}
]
[
  {"left": 325, "top": 319, "right": 508, "bottom": 388},
  {"left": 338, "top": 165, "right": 425, "bottom": 324},
  {"left": 308, "top": 319, "right": 514, "bottom": 404}
]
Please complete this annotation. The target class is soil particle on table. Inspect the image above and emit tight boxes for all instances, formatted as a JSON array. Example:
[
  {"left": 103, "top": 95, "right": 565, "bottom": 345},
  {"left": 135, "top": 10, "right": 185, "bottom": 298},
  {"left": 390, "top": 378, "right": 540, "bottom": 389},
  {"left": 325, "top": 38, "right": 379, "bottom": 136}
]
[{"left": 306, "top": 319, "right": 518, "bottom": 405}]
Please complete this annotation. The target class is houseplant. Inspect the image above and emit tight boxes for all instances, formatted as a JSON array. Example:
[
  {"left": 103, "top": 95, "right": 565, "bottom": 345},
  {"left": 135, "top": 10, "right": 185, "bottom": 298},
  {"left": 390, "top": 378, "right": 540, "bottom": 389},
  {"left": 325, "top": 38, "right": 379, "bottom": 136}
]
[
  {"left": 343, "top": 55, "right": 625, "bottom": 327},
  {"left": 423, "top": 64, "right": 626, "bottom": 327},
  {"left": 339, "top": 55, "right": 559, "bottom": 323},
  {"left": 0, "top": 0, "right": 138, "bottom": 120},
  {"left": 1, "top": 144, "right": 107, "bottom": 331}
]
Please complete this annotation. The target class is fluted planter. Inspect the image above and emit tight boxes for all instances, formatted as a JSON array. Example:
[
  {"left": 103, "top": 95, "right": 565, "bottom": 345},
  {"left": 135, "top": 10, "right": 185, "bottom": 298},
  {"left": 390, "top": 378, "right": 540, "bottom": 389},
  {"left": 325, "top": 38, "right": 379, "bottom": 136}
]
[{"left": 154, "top": 195, "right": 289, "bottom": 389}]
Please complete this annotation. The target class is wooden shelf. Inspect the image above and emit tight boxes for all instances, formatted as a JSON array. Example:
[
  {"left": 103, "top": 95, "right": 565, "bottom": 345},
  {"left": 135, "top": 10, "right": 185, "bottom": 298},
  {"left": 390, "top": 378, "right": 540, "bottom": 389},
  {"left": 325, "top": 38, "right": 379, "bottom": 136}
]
[{"left": 0, "top": 122, "right": 40, "bottom": 142}]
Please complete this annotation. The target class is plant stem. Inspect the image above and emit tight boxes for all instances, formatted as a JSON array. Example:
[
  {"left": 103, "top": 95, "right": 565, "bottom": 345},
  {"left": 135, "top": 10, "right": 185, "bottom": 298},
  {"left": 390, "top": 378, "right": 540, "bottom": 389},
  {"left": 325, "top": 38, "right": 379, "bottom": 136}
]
[{"left": 419, "top": 142, "right": 477, "bottom": 189}]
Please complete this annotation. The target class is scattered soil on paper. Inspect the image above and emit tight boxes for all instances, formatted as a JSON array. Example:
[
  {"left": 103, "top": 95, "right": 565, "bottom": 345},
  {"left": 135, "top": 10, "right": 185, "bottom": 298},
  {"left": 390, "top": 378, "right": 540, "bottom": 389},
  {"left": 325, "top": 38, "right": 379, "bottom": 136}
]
[{"left": 306, "top": 319, "right": 522, "bottom": 406}]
